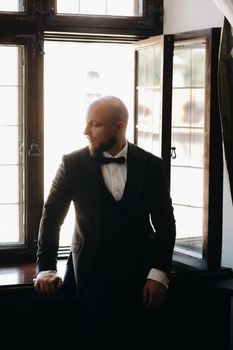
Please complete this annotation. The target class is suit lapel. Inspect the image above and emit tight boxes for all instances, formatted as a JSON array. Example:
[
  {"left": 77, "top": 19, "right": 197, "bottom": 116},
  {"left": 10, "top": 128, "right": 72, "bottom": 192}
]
[
  {"left": 126, "top": 143, "right": 146, "bottom": 203},
  {"left": 83, "top": 150, "right": 102, "bottom": 201},
  {"left": 81, "top": 149, "right": 102, "bottom": 231}
]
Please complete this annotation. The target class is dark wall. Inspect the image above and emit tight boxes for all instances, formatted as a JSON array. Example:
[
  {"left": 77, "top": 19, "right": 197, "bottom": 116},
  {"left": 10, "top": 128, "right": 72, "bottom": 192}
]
[{"left": 0, "top": 276, "right": 232, "bottom": 349}]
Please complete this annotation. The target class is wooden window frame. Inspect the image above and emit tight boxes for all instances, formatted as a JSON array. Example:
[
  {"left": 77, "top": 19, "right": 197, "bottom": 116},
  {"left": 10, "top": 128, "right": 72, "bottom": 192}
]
[
  {"left": 134, "top": 28, "right": 223, "bottom": 272},
  {"left": 167, "top": 29, "right": 223, "bottom": 271},
  {"left": 0, "top": 1, "right": 163, "bottom": 38},
  {"left": 45, "top": 0, "right": 163, "bottom": 37},
  {"left": 0, "top": 33, "right": 44, "bottom": 263}
]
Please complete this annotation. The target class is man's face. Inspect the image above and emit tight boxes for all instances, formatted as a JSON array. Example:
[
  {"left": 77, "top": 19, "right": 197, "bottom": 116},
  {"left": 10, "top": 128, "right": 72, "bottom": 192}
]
[{"left": 84, "top": 102, "right": 118, "bottom": 156}]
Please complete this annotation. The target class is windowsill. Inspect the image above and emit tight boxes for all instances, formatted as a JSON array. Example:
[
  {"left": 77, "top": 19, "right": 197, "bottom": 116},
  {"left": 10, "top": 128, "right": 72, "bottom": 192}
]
[
  {"left": 0, "top": 259, "right": 67, "bottom": 289},
  {"left": 0, "top": 262, "right": 36, "bottom": 288},
  {"left": 0, "top": 259, "right": 233, "bottom": 295}
]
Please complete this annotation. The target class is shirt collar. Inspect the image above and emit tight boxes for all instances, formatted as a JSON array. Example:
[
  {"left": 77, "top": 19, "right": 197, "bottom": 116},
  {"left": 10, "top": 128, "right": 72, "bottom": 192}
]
[{"left": 103, "top": 141, "right": 128, "bottom": 159}]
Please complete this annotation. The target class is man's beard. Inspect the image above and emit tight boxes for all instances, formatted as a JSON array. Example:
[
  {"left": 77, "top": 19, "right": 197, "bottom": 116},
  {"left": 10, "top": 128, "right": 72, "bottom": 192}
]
[{"left": 89, "top": 135, "right": 117, "bottom": 157}]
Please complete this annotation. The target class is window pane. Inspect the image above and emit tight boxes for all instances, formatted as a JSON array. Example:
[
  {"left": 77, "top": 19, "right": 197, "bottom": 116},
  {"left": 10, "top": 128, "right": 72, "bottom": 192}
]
[
  {"left": 0, "top": 45, "right": 25, "bottom": 245},
  {"left": 0, "top": 0, "right": 24, "bottom": 12},
  {"left": 136, "top": 88, "right": 161, "bottom": 155},
  {"left": 56, "top": 0, "right": 78, "bottom": 13},
  {"left": 0, "top": 126, "right": 18, "bottom": 164},
  {"left": 171, "top": 127, "right": 204, "bottom": 167},
  {"left": 0, "top": 87, "right": 18, "bottom": 125},
  {"left": 44, "top": 41, "right": 134, "bottom": 247},
  {"left": 107, "top": 0, "right": 143, "bottom": 16},
  {"left": 0, "top": 47, "right": 19, "bottom": 85},
  {"left": 191, "top": 48, "right": 206, "bottom": 86},
  {"left": 0, "top": 166, "right": 19, "bottom": 204},
  {"left": 173, "top": 48, "right": 192, "bottom": 87},
  {"left": 172, "top": 89, "right": 205, "bottom": 128},
  {"left": 173, "top": 205, "right": 203, "bottom": 257},
  {"left": 171, "top": 167, "right": 204, "bottom": 207},
  {"left": 0, "top": 205, "right": 19, "bottom": 243},
  {"left": 171, "top": 41, "right": 206, "bottom": 257},
  {"left": 173, "top": 45, "right": 205, "bottom": 88},
  {"left": 56, "top": 0, "right": 143, "bottom": 16},
  {"left": 80, "top": 0, "right": 106, "bottom": 15},
  {"left": 136, "top": 44, "right": 162, "bottom": 156},
  {"left": 191, "top": 88, "right": 205, "bottom": 126}
]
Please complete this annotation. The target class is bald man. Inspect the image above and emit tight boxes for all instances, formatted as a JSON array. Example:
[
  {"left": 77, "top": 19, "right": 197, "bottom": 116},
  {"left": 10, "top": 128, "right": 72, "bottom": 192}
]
[{"left": 34, "top": 95, "right": 176, "bottom": 348}]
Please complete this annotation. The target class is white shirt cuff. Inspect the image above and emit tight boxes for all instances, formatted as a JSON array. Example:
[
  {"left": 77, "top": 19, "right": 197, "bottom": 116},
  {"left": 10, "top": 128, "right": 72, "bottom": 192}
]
[
  {"left": 147, "top": 268, "right": 169, "bottom": 289},
  {"left": 36, "top": 270, "right": 57, "bottom": 277}
]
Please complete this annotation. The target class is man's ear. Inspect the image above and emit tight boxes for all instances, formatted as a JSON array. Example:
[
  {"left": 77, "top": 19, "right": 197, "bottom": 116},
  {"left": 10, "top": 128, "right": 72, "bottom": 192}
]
[{"left": 116, "top": 121, "right": 124, "bottom": 133}]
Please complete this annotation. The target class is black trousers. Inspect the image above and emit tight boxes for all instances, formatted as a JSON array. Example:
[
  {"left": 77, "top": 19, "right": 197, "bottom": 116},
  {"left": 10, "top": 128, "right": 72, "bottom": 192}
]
[{"left": 74, "top": 281, "right": 166, "bottom": 350}]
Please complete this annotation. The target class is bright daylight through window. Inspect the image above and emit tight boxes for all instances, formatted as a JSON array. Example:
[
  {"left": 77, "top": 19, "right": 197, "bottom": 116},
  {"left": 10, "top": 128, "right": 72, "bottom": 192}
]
[
  {"left": 44, "top": 41, "right": 134, "bottom": 247},
  {"left": 0, "top": 45, "right": 25, "bottom": 244},
  {"left": 56, "top": 0, "right": 143, "bottom": 16}
]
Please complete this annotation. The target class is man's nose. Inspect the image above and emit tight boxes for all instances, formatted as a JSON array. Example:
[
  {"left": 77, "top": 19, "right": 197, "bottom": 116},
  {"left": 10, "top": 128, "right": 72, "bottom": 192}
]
[{"left": 84, "top": 124, "right": 89, "bottom": 135}]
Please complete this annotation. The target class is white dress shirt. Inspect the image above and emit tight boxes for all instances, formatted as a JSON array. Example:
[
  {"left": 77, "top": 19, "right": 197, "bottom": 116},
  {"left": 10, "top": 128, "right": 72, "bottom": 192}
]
[{"left": 101, "top": 142, "right": 169, "bottom": 289}]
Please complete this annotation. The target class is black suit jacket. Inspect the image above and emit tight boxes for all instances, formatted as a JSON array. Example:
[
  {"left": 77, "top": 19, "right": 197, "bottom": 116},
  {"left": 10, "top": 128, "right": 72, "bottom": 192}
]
[{"left": 36, "top": 142, "right": 176, "bottom": 294}]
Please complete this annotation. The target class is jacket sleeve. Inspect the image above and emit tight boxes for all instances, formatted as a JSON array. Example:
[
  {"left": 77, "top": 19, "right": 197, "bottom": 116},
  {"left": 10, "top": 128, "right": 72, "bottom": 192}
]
[
  {"left": 36, "top": 157, "right": 72, "bottom": 273},
  {"left": 147, "top": 156, "right": 176, "bottom": 276}
]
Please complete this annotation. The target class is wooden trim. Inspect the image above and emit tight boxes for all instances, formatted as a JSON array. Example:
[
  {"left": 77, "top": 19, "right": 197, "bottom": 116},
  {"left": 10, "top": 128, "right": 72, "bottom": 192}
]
[
  {"left": 205, "top": 28, "right": 223, "bottom": 270},
  {"left": 0, "top": 34, "right": 44, "bottom": 263},
  {"left": 134, "top": 50, "right": 139, "bottom": 145},
  {"left": 0, "top": 259, "right": 232, "bottom": 289},
  {"left": 171, "top": 28, "right": 223, "bottom": 271},
  {"left": 161, "top": 34, "right": 174, "bottom": 185},
  {"left": 25, "top": 34, "right": 44, "bottom": 262},
  {"left": 44, "top": 0, "right": 163, "bottom": 37},
  {"left": 0, "top": 1, "right": 163, "bottom": 37}
]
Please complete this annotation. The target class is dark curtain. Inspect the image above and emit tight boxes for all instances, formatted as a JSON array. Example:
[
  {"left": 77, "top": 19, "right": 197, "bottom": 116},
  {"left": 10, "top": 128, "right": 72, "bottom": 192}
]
[{"left": 218, "top": 17, "right": 233, "bottom": 203}]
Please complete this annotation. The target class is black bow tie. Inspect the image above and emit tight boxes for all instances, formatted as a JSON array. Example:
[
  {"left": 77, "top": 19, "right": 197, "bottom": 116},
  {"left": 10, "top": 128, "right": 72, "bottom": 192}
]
[{"left": 101, "top": 156, "right": 125, "bottom": 165}]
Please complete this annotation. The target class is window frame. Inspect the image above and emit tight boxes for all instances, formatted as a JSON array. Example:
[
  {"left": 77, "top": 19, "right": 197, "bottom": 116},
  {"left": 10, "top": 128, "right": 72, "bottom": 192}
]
[
  {"left": 45, "top": 0, "right": 163, "bottom": 37},
  {"left": 0, "top": 33, "right": 44, "bottom": 263},
  {"left": 166, "top": 29, "right": 223, "bottom": 271},
  {"left": 0, "top": 1, "right": 163, "bottom": 38},
  {"left": 134, "top": 28, "right": 223, "bottom": 271}
]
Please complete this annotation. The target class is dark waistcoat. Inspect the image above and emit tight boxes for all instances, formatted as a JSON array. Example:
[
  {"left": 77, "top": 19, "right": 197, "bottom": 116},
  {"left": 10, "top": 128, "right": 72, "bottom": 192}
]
[{"left": 87, "top": 174, "right": 146, "bottom": 286}]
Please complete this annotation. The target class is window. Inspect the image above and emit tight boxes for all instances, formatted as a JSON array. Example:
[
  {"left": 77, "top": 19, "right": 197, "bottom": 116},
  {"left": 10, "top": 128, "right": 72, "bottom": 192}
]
[
  {"left": 0, "top": 45, "right": 25, "bottom": 244},
  {"left": 171, "top": 40, "right": 206, "bottom": 258},
  {"left": 172, "top": 30, "right": 223, "bottom": 270},
  {"left": 45, "top": 0, "right": 162, "bottom": 37},
  {"left": 0, "top": 33, "right": 43, "bottom": 261},
  {"left": 56, "top": 0, "right": 143, "bottom": 16},
  {"left": 0, "top": 0, "right": 24, "bottom": 12},
  {"left": 135, "top": 36, "right": 163, "bottom": 156},
  {"left": 135, "top": 29, "right": 222, "bottom": 270},
  {"left": 44, "top": 40, "right": 135, "bottom": 247}
]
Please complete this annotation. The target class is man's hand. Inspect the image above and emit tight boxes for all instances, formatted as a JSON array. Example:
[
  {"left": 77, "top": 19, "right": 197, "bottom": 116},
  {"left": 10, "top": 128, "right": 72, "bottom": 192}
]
[
  {"left": 34, "top": 270, "right": 63, "bottom": 296},
  {"left": 143, "top": 279, "right": 167, "bottom": 311}
]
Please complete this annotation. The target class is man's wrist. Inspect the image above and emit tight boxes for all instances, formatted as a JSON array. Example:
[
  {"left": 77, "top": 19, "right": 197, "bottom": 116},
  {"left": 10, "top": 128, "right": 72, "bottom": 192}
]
[
  {"left": 37, "top": 270, "right": 57, "bottom": 277},
  {"left": 147, "top": 268, "right": 169, "bottom": 289},
  {"left": 34, "top": 270, "right": 58, "bottom": 282}
]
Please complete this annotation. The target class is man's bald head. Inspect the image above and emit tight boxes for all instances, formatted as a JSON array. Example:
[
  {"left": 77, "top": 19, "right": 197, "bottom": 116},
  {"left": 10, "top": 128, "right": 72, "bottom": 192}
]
[
  {"left": 87, "top": 95, "right": 128, "bottom": 126},
  {"left": 84, "top": 95, "right": 129, "bottom": 156}
]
